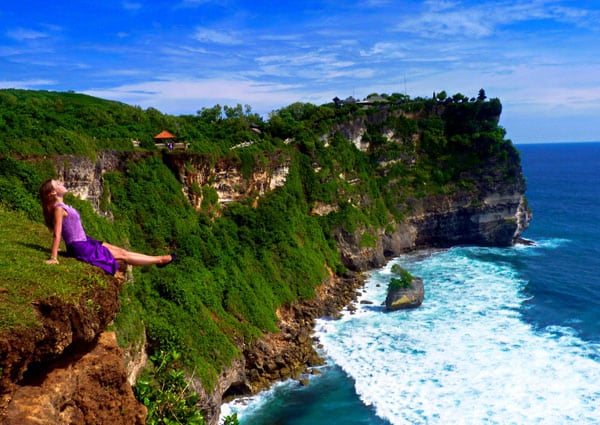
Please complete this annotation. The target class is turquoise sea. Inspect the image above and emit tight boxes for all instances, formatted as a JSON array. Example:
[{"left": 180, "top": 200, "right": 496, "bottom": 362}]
[{"left": 222, "top": 142, "right": 600, "bottom": 425}]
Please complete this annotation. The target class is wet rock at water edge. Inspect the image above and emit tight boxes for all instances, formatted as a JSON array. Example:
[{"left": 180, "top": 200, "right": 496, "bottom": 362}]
[{"left": 384, "top": 277, "right": 424, "bottom": 311}]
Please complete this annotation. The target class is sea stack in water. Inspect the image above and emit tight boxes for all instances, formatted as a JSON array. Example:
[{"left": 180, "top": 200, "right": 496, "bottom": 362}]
[{"left": 385, "top": 265, "right": 424, "bottom": 311}]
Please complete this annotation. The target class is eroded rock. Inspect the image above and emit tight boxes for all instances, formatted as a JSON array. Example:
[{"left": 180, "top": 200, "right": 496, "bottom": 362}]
[
  {"left": 4, "top": 332, "right": 146, "bottom": 425},
  {"left": 385, "top": 277, "right": 424, "bottom": 311},
  {"left": 0, "top": 271, "right": 146, "bottom": 423}
]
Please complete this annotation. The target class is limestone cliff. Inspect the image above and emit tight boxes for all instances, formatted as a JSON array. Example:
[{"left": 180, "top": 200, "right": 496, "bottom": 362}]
[
  {"left": 47, "top": 150, "right": 291, "bottom": 215},
  {"left": 164, "top": 152, "right": 290, "bottom": 209},
  {"left": 334, "top": 168, "right": 530, "bottom": 271},
  {"left": 51, "top": 151, "right": 153, "bottom": 217}
]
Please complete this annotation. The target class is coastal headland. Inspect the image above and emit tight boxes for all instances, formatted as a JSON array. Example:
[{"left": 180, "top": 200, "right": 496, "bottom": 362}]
[{"left": 0, "top": 89, "right": 530, "bottom": 424}]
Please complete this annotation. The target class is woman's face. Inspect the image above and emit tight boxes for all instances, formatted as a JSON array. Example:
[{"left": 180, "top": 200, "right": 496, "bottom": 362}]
[{"left": 52, "top": 180, "right": 68, "bottom": 197}]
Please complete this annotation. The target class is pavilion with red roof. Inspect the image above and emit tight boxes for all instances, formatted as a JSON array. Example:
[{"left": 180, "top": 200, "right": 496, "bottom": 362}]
[
  {"left": 153, "top": 130, "right": 187, "bottom": 151},
  {"left": 154, "top": 130, "right": 176, "bottom": 141}
]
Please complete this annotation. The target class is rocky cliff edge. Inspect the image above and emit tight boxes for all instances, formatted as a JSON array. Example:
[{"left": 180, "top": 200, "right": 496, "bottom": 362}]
[{"left": 0, "top": 269, "right": 146, "bottom": 424}]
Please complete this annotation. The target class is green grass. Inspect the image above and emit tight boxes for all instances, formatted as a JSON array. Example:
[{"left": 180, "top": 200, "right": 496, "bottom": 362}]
[{"left": 0, "top": 206, "right": 111, "bottom": 332}]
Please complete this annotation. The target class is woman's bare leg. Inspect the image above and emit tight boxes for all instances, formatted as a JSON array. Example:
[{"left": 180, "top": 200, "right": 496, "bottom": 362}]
[{"left": 103, "top": 242, "right": 173, "bottom": 266}]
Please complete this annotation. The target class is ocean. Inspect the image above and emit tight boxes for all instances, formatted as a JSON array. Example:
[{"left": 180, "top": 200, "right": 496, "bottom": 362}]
[{"left": 221, "top": 142, "right": 600, "bottom": 425}]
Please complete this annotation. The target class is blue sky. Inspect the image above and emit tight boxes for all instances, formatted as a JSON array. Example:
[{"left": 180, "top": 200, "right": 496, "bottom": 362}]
[{"left": 1, "top": 0, "right": 599, "bottom": 143}]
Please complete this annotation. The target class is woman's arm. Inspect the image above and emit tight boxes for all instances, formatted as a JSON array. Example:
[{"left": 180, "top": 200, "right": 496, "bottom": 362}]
[{"left": 45, "top": 206, "right": 64, "bottom": 264}]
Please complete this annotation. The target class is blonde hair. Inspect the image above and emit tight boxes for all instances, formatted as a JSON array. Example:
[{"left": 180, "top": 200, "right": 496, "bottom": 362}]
[{"left": 39, "top": 179, "right": 57, "bottom": 230}]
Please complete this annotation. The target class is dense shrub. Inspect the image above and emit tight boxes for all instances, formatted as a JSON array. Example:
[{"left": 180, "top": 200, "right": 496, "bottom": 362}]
[
  {"left": 388, "top": 264, "right": 414, "bottom": 290},
  {"left": 0, "top": 157, "right": 54, "bottom": 220},
  {"left": 134, "top": 350, "right": 205, "bottom": 425}
]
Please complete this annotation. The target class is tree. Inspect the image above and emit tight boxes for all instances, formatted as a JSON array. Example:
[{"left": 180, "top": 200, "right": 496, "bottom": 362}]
[
  {"left": 197, "top": 105, "right": 222, "bottom": 123},
  {"left": 477, "top": 88, "right": 487, "bottom": 102},
  {"left": 452, "top": 93, "right": 468, "bottom": 103},
  {"left": 224, "top": 104, "right": 244, "bottom": 119}
]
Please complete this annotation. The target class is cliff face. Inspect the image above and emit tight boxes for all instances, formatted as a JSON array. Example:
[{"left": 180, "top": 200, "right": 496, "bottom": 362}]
[
  {"left": 51, "top": 151, "right": 153, "bottom": 216},
  {"left": 334, "top": 190, "right": 529, "bottom": 272},
  {"left": 335, "top": 172, "right": 530, "bottom": 271},
  {"left": 47, "top": 151, "right": 291, "bottom": 216},
  {"left": 164, "top": 152, "right": 290, "bottom": 209}
]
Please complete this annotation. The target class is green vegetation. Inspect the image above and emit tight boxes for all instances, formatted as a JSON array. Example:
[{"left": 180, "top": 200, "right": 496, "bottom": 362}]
[
  {"left": 388, "top": 264, "right": 414, "bottom": 290},
  {"left": 0, "top": 206, "right": 105, "bottom": 331},
  {"left": 0, "top": 88, "right": 522, "bottom": 421},
  {"left": 0, "top": 89, "right": 264, "bottom": 155},
  {"left": 135, "top": 350, "right": 205, "bottom": 425},
  {"left": 135, "top": 349, "right": 240, "bottom": 424}
]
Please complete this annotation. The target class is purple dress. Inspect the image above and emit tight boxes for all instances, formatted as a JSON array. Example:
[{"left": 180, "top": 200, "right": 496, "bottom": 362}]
[{"left": 57, "top": 203, "right": 118, "bottom": 275}]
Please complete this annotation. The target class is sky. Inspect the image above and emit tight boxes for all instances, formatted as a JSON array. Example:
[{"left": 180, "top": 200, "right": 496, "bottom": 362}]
[{"left": 1, "top": 0, "right": 599, "bottom": 143}]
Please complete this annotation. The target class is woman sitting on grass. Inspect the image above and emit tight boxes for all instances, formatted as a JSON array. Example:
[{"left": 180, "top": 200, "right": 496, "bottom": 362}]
[{"left": 40, "top": 179, "right": 174, "bottom": 274}]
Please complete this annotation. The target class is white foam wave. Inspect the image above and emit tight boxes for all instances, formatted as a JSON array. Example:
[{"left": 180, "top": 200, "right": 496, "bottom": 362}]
[
  {"left": 315, "top": 246, "right": 600, "bottom": 424},
  {"left": 519, "top": 237, "right": 571, "bottom": 251}
]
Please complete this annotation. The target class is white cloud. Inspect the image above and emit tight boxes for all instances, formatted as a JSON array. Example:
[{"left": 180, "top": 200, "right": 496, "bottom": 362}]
[
  {"left": 258, "top": 34, "right": 303, "bottom": 42},
  {"left": 159, "top": 45, "right": 210, "bottom": 57},
  {"left": 93, "top": 68, "right": 149, "bottom": 77},
  {"left": 0, "top": 79, "right": 55, "bottom": 88},
  {"left": 397, "top": 1, "right": 600, "bottom": 39},
  {"left": 359, "top": 42, "right": 398, "bottom": 57},
  {"left": 178, "top": 0, "right": 215, "bottom": 7},
  {"left": 323, "top": 68, "right": 375, "bottom": 80},
  {"left": 0, "top": 47, "right": 22, "bottom": 57},
  {"left": 6, "top": 27, "right": 48, "bottom": 41},
  {"left": 397, "top": 7, "right": 492, "bottom": 38},
  {"left": 193, "top": 28, "right": 242, "bottom": 45},
  {"left": 363, "top": 0, "right": 395, "bottom": 6},
  {"left": 83, "top": 79, "right": 305, "bottom": 116},
  {"left": 257, "top": 51, "right": 340, "bottom": 68},
  {"left": 253, "top": 50, "right": 359, "bottom": 81},
  {"left": 494, "top": 64, "right": 600, "bottom": 112},
  {"left": 122, "top": 1, "right": 142, "bottom": 11}
]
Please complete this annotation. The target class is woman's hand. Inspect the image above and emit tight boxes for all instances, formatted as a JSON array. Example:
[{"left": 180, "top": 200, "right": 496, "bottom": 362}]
[{"left": 45, "top": 258, "right": 59, "bottom": 265}]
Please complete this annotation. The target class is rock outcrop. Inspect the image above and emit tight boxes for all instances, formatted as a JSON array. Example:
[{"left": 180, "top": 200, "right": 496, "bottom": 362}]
[
  {"left": 385, "top": 277, "right": 425, "bottom": 311},
  {"left": 51, "top": 151, "right": 152, "bottom": 216},
  {"left": 4, "top": 332, "right": 145, "bottom": 425},
  {"left": 164, "top": 152, "right": 290, "bottom": 209},
  {"left": 0, "top": 270, "right": 146, "bottom": 423}
]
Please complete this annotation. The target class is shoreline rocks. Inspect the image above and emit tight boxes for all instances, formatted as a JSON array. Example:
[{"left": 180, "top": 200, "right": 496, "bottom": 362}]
[
  {"left": 242, "top": 270, "right": 365, "bottom": 392},
  {"left": 385, "top": 277, "right": 425, "bottom": 311}
]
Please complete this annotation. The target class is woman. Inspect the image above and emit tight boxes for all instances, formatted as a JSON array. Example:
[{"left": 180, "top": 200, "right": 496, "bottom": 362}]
[{"left": 40, "top": 179, "right": 174, "bottom": 274}]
